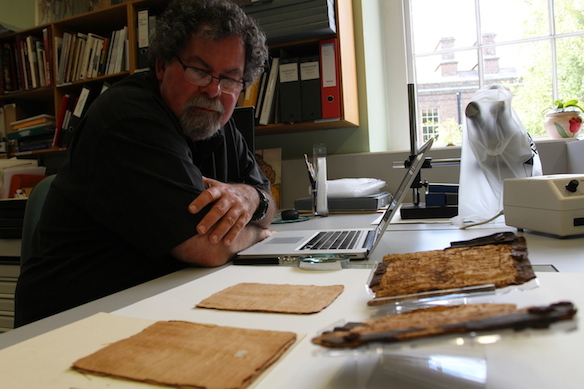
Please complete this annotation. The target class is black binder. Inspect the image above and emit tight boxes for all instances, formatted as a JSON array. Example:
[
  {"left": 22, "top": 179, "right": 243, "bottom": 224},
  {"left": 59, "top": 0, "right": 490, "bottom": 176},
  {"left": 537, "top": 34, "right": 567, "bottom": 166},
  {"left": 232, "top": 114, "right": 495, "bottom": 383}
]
[
  {"left": 299, "top": 55, "right": 321, "bottom": 121},
  {"left": 61, "top": 84, "right": 99, "bottom": 148},
  {"left": 278, "top": 57, "right": 302, "bottom": 123},
  {"left": 137, "top": 8, "right": 156, "bottom": 69}
]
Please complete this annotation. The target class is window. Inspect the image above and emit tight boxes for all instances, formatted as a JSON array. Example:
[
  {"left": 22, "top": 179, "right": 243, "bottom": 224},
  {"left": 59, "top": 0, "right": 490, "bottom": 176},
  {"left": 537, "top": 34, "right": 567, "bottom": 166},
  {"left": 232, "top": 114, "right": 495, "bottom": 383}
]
[
  {"left": 421, "top": 108, "right": 439, "bottom": 142},
  {"left": 406, "top": 0, "right": 584, "bottom": 144}
]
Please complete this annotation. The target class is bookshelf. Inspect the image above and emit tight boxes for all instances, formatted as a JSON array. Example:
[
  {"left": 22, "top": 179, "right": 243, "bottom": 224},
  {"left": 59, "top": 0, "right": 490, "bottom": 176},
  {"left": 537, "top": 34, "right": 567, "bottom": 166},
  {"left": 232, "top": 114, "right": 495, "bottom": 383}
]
[
  {"left": 0, "top": 0, "right": 164, "bottom": 158},
  {"left": 250, "top": 0, "right": 359, "bottom": 135},
  {"left": 0, "top": 0, "right": 359, "bottom": 155}
]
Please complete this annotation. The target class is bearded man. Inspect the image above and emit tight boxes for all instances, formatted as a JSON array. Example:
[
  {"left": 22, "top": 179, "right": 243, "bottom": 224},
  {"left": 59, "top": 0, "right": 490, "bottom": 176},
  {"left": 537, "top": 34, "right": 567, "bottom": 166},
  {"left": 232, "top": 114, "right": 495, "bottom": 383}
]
[{"left": 15, "top": 0, "right": 275, "bottom": 326}]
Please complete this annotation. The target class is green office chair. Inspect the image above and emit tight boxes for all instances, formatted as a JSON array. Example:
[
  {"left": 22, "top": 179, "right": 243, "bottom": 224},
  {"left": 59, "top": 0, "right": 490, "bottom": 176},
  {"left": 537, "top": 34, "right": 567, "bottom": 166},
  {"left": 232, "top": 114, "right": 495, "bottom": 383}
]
[{"left": 20, "top": 175, "right": 56, "bottom": 266}]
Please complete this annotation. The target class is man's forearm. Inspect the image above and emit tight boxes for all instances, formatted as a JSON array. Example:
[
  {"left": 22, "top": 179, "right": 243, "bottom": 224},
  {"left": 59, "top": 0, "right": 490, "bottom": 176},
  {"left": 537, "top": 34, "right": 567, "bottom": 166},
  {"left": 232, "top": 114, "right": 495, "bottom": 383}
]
[{"left": 171, "top": 223, "right": 273, "bottom": 267}]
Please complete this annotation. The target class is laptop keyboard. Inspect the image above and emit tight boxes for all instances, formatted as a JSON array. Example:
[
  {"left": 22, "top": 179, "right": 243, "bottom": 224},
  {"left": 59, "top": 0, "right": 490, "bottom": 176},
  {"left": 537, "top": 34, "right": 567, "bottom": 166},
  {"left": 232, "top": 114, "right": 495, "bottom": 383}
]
[{"left": 301, "top": 230, "right": 362, "bottom": 250}]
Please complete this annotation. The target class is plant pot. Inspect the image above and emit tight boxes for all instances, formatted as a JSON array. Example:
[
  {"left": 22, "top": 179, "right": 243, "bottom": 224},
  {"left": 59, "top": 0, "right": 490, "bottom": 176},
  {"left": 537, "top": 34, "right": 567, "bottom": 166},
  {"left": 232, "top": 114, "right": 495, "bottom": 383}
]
[{"left": 543, "top": 111, "right": 582, "bottom": 138}]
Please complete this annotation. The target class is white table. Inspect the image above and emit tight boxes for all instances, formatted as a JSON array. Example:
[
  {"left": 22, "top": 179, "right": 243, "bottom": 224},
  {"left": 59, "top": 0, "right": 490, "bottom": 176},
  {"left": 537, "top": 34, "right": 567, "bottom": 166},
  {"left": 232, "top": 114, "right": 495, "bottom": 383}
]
[
  {"left": 1, "top": 214, "right": 583, "bottom": 388},
  {"left": 111, "top": 267, "right": 584, "bottom": 389}
]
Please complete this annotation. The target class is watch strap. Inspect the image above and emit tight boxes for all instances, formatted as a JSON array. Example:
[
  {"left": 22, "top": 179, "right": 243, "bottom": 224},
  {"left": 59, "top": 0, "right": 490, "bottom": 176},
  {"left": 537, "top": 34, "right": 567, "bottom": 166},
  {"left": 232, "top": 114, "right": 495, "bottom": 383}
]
[{"left": 251, "top": 187, "right": 269, "bottom": 221}]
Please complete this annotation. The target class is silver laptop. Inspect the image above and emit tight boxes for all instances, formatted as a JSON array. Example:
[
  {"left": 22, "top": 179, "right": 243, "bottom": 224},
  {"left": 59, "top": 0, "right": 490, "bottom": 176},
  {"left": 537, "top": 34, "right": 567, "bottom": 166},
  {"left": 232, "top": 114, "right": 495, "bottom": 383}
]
[{"left": 235, "top": 138, "right": 434, "bottom": 262}]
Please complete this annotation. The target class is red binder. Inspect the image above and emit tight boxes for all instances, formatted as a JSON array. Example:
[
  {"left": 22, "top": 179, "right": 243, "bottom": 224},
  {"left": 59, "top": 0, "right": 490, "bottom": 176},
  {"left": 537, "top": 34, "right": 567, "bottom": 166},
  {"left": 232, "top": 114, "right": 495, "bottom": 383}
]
[{"left": 319, "top": 38, "right": 341, "bottom": 119}]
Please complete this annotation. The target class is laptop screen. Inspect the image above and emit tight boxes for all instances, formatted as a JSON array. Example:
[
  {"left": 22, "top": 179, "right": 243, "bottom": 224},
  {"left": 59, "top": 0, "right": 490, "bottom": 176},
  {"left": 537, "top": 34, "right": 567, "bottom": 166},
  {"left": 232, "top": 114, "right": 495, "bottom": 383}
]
[{"left": 375, "top": 137, "right": 434, "bottom": 235}]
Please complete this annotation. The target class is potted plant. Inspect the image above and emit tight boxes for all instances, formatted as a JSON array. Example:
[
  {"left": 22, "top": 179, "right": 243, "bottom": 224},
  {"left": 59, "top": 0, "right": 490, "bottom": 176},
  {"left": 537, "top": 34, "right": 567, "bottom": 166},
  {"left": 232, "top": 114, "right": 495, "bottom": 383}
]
[{"left": 543, "top": 99, "right": 583, "bottom": 138}]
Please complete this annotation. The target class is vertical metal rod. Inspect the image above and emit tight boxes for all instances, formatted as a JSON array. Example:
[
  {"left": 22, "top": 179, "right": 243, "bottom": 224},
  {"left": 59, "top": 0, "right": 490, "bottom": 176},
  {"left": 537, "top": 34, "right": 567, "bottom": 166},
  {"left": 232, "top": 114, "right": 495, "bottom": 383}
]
[
  {"left": 407, "top": 83, "right": 418, "bottom": 156},
  {"left": 407, "top": 83, "right": 421, "bottom": 206}
]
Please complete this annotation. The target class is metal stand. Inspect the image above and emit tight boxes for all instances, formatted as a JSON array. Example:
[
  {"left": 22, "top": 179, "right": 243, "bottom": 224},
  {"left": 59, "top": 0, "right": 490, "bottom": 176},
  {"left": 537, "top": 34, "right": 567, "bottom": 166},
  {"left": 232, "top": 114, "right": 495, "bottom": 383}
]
[{"left": 400, "top": 84, "right": 459, "bottom": 219}]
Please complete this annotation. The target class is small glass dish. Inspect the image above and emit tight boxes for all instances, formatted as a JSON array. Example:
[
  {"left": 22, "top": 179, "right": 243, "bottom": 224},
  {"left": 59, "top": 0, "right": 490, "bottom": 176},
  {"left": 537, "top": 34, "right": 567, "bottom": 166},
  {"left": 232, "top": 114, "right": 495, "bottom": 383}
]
[{"left": 276, "top": 254, "right": 351, "bottom": 271}]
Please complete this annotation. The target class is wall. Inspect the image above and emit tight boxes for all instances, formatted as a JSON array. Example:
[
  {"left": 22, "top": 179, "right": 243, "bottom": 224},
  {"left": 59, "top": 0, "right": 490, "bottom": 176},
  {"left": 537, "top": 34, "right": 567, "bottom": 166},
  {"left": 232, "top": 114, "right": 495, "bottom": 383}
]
[
  {"left": 0, "top": 0, "right": 35, "bottom": 30},
  {"left": 567, "top": 141, "right": 584, "bottom": 173}
]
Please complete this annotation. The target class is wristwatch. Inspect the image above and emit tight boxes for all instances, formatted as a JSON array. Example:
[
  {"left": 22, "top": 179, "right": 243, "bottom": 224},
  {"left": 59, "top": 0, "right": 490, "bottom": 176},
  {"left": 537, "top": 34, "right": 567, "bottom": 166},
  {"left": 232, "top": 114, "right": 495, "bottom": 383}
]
[{"left": 251, "top": 187, "right": 269, "bottom": 221}]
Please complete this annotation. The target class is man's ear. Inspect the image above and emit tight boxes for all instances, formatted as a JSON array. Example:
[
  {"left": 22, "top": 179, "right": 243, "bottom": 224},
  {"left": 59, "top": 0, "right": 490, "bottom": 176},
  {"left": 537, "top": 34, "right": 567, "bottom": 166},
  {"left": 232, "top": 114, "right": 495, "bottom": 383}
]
[{"left": 155, "top": 57, "right": 167, "bottom": 81}]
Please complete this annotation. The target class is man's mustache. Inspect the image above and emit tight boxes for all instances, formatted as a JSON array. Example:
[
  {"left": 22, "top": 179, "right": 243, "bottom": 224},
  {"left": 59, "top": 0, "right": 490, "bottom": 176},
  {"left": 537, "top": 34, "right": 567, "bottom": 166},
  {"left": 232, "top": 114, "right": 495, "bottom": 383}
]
[{"left": 185, "top": 97, "right": 224, "bottom": 115}]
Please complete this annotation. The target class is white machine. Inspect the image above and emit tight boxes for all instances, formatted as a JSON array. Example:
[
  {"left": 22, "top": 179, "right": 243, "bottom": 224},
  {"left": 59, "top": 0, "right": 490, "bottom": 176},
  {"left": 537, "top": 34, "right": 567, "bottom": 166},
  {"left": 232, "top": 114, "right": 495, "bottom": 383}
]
[{"left": 504, "top": 174, "right": 584, "bottom": 237}]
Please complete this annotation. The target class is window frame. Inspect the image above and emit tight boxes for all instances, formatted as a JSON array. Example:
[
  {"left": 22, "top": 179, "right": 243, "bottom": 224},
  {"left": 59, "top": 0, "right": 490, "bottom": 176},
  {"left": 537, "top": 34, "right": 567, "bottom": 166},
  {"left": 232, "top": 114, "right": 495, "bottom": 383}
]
[{"left": 379, "top": 0, "right": 584, "bottom": 149}]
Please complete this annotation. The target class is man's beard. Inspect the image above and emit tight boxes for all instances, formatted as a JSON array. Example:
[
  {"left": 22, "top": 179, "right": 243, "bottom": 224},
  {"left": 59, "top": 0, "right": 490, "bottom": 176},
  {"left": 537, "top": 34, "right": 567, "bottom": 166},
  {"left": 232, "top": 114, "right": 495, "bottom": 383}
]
[{"left": 180, "top": 96, "right": 225, "bottom": 141}]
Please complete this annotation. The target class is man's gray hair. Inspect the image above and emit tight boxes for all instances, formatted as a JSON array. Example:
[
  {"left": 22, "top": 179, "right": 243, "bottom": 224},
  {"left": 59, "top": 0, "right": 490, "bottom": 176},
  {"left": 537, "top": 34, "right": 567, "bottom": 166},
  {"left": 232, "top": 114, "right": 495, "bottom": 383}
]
[{"left": 148, "top": 0, "right": 269, "bottom": 84}]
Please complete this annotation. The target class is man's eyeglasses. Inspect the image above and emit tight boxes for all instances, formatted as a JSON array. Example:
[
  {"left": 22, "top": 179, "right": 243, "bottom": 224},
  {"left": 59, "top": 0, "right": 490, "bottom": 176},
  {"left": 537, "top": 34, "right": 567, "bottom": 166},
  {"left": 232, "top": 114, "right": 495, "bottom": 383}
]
[{"left": 175, "top": 57, "right": 245, "bottom": 95}]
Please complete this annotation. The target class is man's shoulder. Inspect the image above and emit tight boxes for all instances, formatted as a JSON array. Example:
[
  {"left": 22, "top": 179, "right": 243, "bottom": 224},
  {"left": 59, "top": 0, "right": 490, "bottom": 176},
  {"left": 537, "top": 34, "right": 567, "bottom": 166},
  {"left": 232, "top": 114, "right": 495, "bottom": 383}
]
[
  {"left": 88, "top": 71, "right": 166, "bottom": 120},
  {"left": 106, "top": 71, "right": 156, "bottom": 98}
]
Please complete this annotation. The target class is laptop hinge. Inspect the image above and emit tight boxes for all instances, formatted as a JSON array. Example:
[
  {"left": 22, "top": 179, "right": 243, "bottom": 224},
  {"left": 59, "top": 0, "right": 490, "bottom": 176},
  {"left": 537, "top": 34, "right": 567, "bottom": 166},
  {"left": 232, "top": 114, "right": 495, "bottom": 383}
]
[{"left": 363, "top": 230, "right": 376, "bottom": 249}]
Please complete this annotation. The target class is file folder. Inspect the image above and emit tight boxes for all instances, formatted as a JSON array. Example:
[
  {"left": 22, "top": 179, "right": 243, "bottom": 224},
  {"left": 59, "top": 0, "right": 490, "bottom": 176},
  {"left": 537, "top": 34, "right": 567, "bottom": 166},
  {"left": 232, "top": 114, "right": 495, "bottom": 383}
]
[
  {"left": 137, "top": 9, "right": 150, "bottom": 69},
  {"left": 319, "top": 38, "right": 341, "bottom": 119},
  {"left": 278, "top": 57, "right": 302, "bottom": 123},
  {"left": 61, "top": 84, "right": 99, "bottom": 147},
  {"left": 299, "top": 55, "right": 321, "bottom": 121}
]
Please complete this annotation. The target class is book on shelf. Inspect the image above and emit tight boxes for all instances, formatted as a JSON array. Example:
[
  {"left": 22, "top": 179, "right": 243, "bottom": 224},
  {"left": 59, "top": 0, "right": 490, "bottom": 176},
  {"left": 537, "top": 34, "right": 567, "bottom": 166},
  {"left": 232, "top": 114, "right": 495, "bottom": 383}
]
[
  {"left": 254, "top": 71, "right": 268, "bottom": 121},
  {"left": 9, "top": 114, "right": 55, "bottom": 131},
  {"left": 104, "top": 30, "right": 117, "bottom": 75},
  {"left": 17, "top": 34, "right": 51, "bottom": 88},
  {"left": 81, "top": 32, "right": 107, "bottom": 80},
  {"left": 1, "top": 43, "right": 18, "bottom": 93},
  {"left": 241, "top": 76, "right": 261, "bottom": 108},
  {"left": 7, "top": 41, "right": 20, "bottom": 91},
  {"left": 16, "top": 133, "right": 55, "bottom": 152},
  {"left": 0, "top": 33, "right": 54, "bottom": 93},
  {"left": 55, "top": 26, "right": 127, "bottom": 86},
  {"left": 0, "top": 106, "right": 5, "bottom": 139},
  {"left": 90, "top": 37, "right": 105, "bottom": 78},
  {"left": 0, "top": 45, "right": 7, "bottom": 94},
  {"left": 58, "top": 32, "right": 76, "bottom": 84},
  {"left": 108, "top": 26, "right": 128, "bottom": 75},
  {"left": 258, "top": 57, "right": 280, "bottom": 125},
  {"left": 15, "top": 35, "right": 30, "bottom": 90},
  {"left": 42, "top": 27, "right": 53, "bottom": 86},
  {"left": 35, "top": 39, "right": 47, "bottom": 87},
  {"left": 56, "top": 32, "right": 70, "bottom": 85},
  {"left": 68, "top": 32, "right": 87, "bottom": 82},
  {"left": 52, "top": 93, "right": 71, "bottom": 148},
  {"left": 97, "top": 37, "right": 111, "bottom": 76},
  {"left": 53, "top": 35, "right": 62, "bottom": 81},
  {"left": 78, "top": 33, "right": 97, "bottom": 80},
  {"left": 25, "top": 35, "right": 40, "bottom": 89},
  {"left": 7, "top": 123, "right": 55, "bottom": 141}
]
